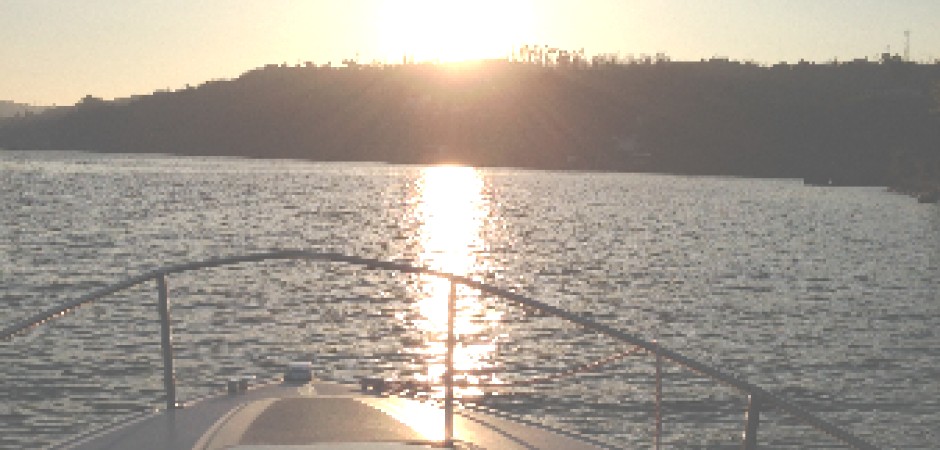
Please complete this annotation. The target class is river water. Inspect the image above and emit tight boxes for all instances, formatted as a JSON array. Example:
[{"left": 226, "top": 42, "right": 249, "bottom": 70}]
[{"left": 0, "top": 150, "right": 937, "bottom": 449}]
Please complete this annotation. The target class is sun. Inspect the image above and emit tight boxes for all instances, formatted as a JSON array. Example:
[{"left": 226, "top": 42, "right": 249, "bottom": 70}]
[{"left": 378, "top": 0, "right": 534, "bottom": 63}]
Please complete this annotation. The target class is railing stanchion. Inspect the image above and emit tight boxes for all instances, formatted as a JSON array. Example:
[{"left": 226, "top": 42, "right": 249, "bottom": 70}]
[
  {"left": 655, "top": 339, "right": 662, "bottom": 450},
  {"left": 156, "top": 274, "right": 177, "bottom": 412},
  {"left": 444, "top": 279, "right": 456, "bottom": 447},
  {"left": 743, "top": 393, "right": 760, "bottom": 450}
]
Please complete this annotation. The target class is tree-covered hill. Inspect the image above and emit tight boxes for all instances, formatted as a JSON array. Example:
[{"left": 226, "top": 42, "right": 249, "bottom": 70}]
[{"left": 2, "top": 59, "right": 938, "bottom": 193}]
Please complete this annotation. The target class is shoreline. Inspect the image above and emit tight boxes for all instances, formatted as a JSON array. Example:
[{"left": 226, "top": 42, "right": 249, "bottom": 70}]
[{"left": 3, "top": 146, "right": 937, "bottom": 204}]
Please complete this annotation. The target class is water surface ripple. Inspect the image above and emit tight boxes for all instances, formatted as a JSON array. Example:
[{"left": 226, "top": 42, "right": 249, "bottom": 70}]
[{"left": 1, "top": 150, "right": 937, "bottom": 449}]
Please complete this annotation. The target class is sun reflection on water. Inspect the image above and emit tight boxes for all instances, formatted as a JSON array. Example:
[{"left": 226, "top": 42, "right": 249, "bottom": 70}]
[{"left": 403, "top": 165, "right": 502, "bottom": 400}]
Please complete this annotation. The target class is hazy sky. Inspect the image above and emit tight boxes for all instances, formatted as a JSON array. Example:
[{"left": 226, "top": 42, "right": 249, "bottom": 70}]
[{"left": 3, "top": 0, "right": 940, "bottom": 105}]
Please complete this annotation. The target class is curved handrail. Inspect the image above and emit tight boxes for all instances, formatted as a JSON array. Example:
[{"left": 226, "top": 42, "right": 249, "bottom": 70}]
[{"left": 1, "top": 250, "right": 877, "bottom": 449}]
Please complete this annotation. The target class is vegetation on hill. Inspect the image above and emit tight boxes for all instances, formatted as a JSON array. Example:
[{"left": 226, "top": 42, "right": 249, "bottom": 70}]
[
  {"left": 0, "top": 101, "right": 51, "bottom": 119},
  {"left": 1, "top": 58, "right": 938, "bottom": 197}
]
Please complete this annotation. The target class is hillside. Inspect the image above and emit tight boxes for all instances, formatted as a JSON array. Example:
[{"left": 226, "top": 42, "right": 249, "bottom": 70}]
[{"left": 2, "top": 59, "right": 938, "bottom": 191}]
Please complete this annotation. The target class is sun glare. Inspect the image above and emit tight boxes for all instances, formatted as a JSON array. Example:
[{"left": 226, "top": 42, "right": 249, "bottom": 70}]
[
  {"left": 360, "top": 397, "right": 445, "bottom": 441},
  {"left": 379, "top": 0, "right": 534, "bottom": 63},
  {"left": 402, "top": 166, "right": 502, "bottom": 401}
]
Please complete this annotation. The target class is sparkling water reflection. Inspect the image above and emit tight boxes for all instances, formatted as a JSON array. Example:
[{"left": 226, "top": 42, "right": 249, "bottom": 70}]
[{"left": 403, "top": 166, "right": 502, "bottom": 399}]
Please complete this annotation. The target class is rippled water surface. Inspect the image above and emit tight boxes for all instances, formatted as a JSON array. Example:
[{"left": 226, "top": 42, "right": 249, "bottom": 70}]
[{"left": 1, "top": 150, "right": 937, "bottom": 449}]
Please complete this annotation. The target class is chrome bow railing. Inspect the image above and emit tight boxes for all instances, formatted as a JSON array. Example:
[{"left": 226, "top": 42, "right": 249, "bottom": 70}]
[{"left": 1, "top": 250, "right": 877, "bottom": 449}]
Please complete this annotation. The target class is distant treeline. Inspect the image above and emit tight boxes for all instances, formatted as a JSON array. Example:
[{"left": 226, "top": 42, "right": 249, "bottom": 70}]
[
  {"left": 0, "top": 101, "right": 50, "bottom": 119},
  {"left": 2, "top": 59, "right": 939, "bottom": 191}
]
